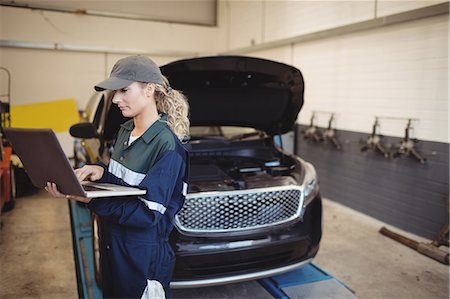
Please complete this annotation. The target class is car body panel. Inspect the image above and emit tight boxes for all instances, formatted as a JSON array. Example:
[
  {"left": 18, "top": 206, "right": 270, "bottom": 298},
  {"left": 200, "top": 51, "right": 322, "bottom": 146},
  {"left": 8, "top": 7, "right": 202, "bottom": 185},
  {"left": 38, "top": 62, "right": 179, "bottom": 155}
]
[{"left": 161, "top": 56, "right": 304, "bottom": 135}]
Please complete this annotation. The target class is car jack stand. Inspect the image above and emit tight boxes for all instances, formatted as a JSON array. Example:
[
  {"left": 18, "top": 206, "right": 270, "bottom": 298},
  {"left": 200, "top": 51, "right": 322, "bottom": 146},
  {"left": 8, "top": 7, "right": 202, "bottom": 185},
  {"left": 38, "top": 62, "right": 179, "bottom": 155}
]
[{"left": 259, "top": 263, "right": 357, "bottom": 299}]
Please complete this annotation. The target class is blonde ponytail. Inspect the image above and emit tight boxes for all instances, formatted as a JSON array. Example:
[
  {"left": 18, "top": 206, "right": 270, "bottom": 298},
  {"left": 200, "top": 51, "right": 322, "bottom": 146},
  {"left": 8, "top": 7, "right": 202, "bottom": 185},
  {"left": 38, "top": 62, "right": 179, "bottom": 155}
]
[{"left": 152, "top": 76, "right": 190, "bottom": 141}]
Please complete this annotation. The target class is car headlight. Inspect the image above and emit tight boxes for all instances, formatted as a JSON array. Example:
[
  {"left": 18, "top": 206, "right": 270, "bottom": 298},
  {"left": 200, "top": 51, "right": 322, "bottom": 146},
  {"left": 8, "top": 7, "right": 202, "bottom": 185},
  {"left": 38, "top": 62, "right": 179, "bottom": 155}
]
[{"left": 300, "top": 159, "right": 319, "bottom": 207}]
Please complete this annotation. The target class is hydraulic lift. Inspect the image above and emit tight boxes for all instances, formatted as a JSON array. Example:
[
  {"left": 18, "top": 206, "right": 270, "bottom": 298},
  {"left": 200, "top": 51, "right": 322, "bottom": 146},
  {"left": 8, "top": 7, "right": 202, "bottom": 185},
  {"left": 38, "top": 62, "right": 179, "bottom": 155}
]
[{"left": 69, "top": 201, "right": 357, "bottom": 299}]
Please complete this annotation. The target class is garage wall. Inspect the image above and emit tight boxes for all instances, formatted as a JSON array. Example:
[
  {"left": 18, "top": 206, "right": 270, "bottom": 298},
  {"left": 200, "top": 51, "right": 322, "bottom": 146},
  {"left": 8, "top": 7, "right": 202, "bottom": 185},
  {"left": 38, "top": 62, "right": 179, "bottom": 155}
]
[
  {"left": 263, "top": 1, "right": 374, "bottom": 42},
  {"left": 222, "top": 1, "right": 449, "bottom": 239},
  {"left": 223, "top": 1, "right": 447, "bottom": 50},
  {"left": 0, "top": 4, "right": 226, "bottom": 154},
  {"left": 223, "top": 1, "right": 448, "bottom": 143},
  {"left": 291, "top": 14, "right": 448, "bottom": 144},
  {"left": 0, "top": 48, "right": 181, "bottom": 107},
  {"left": 0, "top": 5, "right": 225, "bottom": 108},
  {"left": 377, "top": 0, "right": 447, "bottom": 16},
  {"left": 295, "top": 125, "right": 449, "bottom": 239}
]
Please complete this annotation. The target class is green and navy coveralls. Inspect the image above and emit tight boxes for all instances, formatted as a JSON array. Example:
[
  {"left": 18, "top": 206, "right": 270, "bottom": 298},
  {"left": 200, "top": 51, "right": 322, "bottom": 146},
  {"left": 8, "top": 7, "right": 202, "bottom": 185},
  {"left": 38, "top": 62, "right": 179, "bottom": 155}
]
[{"left": 87, "top": 113, "right": 188, "bottom": 298}]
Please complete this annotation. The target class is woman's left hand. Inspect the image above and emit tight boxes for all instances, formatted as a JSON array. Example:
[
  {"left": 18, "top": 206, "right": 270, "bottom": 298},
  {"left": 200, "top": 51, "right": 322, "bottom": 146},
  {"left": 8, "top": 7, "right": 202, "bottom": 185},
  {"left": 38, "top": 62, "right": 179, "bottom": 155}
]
[{"left": 45, "top": 182, "right": 92, "bottom": 204}]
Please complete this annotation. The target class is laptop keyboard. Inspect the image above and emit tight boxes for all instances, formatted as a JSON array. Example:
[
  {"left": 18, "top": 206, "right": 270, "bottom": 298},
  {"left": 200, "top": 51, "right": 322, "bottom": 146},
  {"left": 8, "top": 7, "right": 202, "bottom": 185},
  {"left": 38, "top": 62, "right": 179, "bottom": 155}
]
[{"left": 83, "top": 185, "right": 108, "bottom": 191}]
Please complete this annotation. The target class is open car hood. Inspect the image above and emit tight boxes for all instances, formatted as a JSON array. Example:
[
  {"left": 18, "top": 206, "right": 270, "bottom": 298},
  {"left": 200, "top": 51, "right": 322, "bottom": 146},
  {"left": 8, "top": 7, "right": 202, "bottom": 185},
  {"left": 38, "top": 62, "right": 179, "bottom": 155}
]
[{"left": 161, "top": 56, "right": 304, "bottom": 136}]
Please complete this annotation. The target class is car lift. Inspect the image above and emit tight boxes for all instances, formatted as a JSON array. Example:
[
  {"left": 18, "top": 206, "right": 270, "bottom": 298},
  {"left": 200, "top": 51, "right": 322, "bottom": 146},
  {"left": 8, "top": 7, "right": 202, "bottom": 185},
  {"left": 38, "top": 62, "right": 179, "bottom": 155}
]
[
  {"left": 69, "top": 201, "right": 103, "bottom": 299},
  {"left": 259, "top": 264, "right": 356, "bottom": 299},
  {"left": 69, "top": 201, "right": 357, "bottom": 299}
]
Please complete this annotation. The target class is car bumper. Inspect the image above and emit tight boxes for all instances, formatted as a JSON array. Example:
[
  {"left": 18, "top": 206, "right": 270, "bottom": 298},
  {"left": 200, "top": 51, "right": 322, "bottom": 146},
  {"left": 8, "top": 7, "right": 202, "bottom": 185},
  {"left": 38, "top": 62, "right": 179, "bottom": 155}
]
[
  {"left": 171, "top": 257, "right": 314, "bottom": 288},
  {"left": 170, "top": 193, "right": 322, "bottom": 288}
]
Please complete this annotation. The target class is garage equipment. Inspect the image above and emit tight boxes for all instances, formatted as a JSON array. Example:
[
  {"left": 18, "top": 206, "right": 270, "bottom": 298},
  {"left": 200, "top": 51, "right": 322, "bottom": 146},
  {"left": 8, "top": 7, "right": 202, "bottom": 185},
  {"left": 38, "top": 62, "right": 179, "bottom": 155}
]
[
  {"left": 0, "top": 66, "right": 15, "bottom": 213},
  {"left": 392, "top": 119, "right": 426, "bottom": 164},
  {"left": 70, "top": 200, "right": 356, "bottom": 298},
  {"left": 380, "top": 226, "right": 449, "bottom": 265},
  {"left": 69, "top": 200, "right": 102, "bottom": 299},
  {"left": 0, "top": 146, "right": 14, "bottom": 213},
  {"left": 302, "top": 112, "right": 323, "bottom": 143},
  {"left": 0, "top": 67, "right": 11, "bottom": 128},
  {"left": 303, "top": 111, "right": 342, "bottom": 151},
  {"left": 360, "top": 117, "right": 390, "bottom": 158},
  {"left": 322, "top": 113, "right": 342, "bottom": 150},
  {"left": 258, "top": 263, "right": 356, "bottom": 298}
]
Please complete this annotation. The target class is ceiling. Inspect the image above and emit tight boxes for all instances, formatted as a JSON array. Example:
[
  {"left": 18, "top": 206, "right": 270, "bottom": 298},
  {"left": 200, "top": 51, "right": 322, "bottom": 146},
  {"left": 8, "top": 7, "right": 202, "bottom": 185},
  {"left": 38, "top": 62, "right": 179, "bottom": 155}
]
[{"left": 0, "top": 0, "right": 217, "bottom": 26}]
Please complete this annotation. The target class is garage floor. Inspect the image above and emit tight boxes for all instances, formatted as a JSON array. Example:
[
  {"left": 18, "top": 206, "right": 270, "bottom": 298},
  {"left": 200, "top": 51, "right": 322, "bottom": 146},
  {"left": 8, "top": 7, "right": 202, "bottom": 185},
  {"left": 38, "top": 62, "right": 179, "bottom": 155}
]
[{"left": 0, "top": 191, "right": 448, "bottom": 299}]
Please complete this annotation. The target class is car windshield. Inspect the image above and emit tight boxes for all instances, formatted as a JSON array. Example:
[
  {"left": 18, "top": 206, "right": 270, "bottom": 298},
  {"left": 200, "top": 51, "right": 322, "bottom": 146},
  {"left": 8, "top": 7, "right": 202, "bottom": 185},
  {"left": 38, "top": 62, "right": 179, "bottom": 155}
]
[{"left": 189, "top": 126, "right": 265, "bottom": 141}]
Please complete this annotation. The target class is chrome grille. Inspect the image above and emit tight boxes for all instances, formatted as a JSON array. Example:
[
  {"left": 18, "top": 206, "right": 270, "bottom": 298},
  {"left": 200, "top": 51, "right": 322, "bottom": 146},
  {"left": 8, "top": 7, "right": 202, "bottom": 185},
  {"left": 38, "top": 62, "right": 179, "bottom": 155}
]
[{"left": 175, "top": 185, "right": 304, "bottom": 234}]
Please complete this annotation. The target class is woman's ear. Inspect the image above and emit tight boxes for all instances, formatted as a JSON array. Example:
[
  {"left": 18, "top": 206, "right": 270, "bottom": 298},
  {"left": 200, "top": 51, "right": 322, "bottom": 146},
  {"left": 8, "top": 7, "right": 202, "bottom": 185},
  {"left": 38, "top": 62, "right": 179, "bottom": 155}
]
[{"left": 145, "top": 84, "right": 155, "bottom": 98}]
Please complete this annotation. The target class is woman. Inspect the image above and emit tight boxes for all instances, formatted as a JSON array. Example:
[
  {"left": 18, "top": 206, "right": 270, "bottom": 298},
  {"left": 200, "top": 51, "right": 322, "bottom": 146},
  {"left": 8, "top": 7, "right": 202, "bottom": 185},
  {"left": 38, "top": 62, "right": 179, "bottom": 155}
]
[{"left": 46, "top": 55, "right": 189, "bottom": 298}]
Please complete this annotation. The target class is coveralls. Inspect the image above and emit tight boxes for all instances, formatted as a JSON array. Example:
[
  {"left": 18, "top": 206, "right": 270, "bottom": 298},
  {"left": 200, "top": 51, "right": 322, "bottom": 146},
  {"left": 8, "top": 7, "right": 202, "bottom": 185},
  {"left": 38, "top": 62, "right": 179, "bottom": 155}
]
[{"left": 87, "top": 113, "right": 188, "bottom": 298}]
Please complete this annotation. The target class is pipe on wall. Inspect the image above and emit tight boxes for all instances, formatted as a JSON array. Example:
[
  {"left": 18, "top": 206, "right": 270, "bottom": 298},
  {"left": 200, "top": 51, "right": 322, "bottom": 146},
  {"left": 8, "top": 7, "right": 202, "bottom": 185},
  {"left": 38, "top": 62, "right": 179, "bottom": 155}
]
[{"left": 0, "top": 39, "right": 200, "bottom": 57}]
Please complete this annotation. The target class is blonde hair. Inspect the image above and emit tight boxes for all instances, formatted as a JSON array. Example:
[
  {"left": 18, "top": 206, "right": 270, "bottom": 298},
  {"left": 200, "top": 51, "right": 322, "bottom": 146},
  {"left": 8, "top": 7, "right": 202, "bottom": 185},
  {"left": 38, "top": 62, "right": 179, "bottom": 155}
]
[{"left": 151, "top": 76, "right": 190, "bottom": 141}]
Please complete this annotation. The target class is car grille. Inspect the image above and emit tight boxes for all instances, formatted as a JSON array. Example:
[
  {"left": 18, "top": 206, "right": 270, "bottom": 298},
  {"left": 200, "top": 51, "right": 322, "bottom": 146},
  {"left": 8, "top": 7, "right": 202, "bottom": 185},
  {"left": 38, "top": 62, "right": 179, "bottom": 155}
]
[{"left": 175, "top": 185, "right": 304, "bottom": 234}]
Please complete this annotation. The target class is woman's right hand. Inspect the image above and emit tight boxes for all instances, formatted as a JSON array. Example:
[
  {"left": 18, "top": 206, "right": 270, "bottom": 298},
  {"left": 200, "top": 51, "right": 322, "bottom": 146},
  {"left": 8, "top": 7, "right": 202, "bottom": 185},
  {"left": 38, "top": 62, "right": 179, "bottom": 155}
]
[{"left": 74, "top": 165, "right": 104, "bottom": 182}]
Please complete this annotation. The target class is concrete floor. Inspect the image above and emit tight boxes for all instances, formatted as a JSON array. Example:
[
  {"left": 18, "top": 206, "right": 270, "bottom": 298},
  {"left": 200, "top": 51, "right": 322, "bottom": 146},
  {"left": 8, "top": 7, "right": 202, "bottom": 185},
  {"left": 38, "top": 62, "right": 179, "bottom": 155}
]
[{"left": 0, "top": 191, "right": 448, "bottom": 299}]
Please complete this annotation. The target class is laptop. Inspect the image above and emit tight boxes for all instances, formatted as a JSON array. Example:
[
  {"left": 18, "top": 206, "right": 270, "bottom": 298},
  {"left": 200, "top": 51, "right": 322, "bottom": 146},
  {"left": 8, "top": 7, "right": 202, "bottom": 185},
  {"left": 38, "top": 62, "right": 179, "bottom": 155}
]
[{"left": 3, "top": 127, "right": 146, "bottom": 198}]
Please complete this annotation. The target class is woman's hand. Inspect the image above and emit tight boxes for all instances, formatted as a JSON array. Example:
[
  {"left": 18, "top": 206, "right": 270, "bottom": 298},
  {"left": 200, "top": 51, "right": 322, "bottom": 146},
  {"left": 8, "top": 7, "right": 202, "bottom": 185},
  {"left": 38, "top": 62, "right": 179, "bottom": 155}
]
[
  {"left": 45, "top": 182, "right": 92, "bottom": 204},
  {"left": 44, "top": 165, "right": 103, "bottom": 203},
  {"left": 74, "top": 165, "right": 104, "bottom": 182}
]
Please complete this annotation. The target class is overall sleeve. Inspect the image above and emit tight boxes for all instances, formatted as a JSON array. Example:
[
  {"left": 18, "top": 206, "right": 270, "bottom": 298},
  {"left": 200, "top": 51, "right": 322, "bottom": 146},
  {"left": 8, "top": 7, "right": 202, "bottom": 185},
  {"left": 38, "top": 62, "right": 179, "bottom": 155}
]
[
  {"left": 87, "top": 151, "right": 185, "bottom": 228},
  {"left": 94, "top": 162, "right": 124, "bottom": 185}
]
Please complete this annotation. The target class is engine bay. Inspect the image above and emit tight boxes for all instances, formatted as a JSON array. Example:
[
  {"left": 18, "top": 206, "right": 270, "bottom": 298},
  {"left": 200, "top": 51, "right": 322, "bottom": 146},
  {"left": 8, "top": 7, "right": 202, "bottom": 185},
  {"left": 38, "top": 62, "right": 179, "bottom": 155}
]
[{"left": 187, "top": 143, "right": 298, "bottom": 193}]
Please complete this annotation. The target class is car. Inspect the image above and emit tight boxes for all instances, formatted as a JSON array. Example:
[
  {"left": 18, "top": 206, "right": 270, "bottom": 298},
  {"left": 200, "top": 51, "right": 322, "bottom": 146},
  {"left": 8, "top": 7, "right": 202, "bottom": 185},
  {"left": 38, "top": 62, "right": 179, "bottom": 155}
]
[{"left": 70, "top": 55, "right": 322, "bottom": 288}]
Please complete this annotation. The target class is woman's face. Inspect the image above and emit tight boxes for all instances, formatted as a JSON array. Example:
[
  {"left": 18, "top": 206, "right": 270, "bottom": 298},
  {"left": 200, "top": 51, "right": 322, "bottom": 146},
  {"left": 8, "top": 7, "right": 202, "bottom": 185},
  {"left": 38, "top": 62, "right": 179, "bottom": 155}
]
[{"left": 111, "top": 82, "right": 152, "bottom": 118}]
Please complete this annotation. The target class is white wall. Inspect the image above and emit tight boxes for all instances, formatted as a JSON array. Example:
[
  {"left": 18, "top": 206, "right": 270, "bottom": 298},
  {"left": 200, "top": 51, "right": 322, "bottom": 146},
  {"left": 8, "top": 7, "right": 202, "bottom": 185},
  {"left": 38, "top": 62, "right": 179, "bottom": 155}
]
[
  {"left": 226, "top": 0, "right": 264, "bottom": 49},
  {"left": 1, "top": 1, "right": 448, "bottom": 145},
  {"left": 296, "top": 14, "right": 447, "bottom": 143},
  {"left": 0, "top": 5, "right": 223, "bottom": 109},
  {"left": 223, "top": 0, "right": 447, "bottom": 50},
  {"left": 263, "top": 1, "right": 374, "bottom": 43},
  {"left": 0, "top": 4, "right": 225, "bottom": 155},
  {"left": 223, "top": 1, "right": 449, "bottom": 143},
  {"left": 0, "top": 6, "right": 219, "bottom": 55},
  {"left": 377, "top": 0, "right": 447, "bottom": 16}
]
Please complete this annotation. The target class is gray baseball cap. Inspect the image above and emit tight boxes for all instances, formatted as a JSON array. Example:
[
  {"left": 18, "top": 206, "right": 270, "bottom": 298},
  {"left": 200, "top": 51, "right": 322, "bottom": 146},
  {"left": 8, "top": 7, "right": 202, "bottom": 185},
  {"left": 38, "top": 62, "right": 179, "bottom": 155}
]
[{"left": 94, "top": 55, "right": 164, "bottom": 91}]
